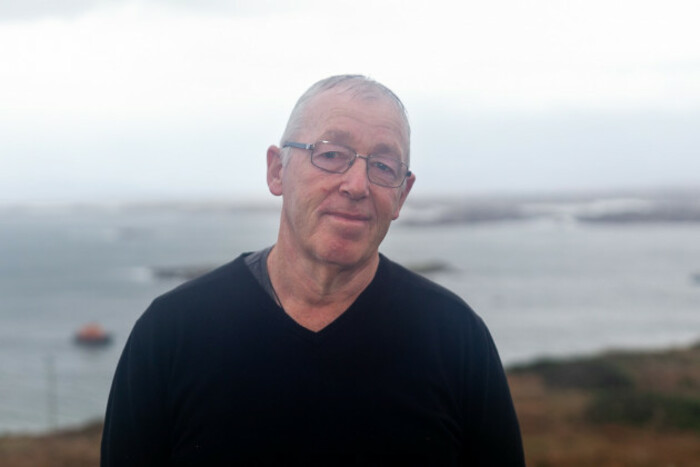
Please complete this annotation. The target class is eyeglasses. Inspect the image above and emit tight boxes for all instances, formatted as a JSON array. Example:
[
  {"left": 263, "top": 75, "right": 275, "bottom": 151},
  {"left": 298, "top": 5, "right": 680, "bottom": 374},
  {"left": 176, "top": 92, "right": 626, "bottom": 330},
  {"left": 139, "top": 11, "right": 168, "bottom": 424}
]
[{"left": 282, "top": 140, "right": 411, "bottom": 188}]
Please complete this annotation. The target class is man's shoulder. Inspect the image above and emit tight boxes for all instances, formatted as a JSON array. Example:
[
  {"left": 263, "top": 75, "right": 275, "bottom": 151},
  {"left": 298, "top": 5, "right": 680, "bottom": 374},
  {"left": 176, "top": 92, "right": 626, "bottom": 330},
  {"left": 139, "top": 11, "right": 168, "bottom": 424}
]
[
  {"left": 380, "top": 254, "right": 471, "bottom": 309},
  {"left": 123, "top": 253, "right": 269, "bottom": 354},
  {"left": 378, "top": 254, "right": 486, "bottom": 333},
  {"left": 378, "top": 255, "right": 496, "bottom": 361},
  {"left": 146, "top": 253, "right": 256, "bottom": 316}
]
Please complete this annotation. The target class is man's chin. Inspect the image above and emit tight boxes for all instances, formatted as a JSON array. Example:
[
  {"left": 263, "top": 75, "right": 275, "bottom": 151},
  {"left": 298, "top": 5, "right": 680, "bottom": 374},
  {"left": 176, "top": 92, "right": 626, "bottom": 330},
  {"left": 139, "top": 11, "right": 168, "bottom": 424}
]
[
  {"left": 315, "top": 243, "right": 378, "bottom": 270},
  {"left": 324, "top": 217, "right": 371, "bottom": 240}
]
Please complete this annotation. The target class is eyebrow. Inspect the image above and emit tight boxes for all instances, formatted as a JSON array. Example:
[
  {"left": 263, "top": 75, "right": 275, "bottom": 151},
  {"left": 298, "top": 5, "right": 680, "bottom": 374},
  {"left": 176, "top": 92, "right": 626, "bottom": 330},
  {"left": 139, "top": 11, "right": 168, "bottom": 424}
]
[{"left": 318, "top": 130, "right": 402, "bottom": 157}]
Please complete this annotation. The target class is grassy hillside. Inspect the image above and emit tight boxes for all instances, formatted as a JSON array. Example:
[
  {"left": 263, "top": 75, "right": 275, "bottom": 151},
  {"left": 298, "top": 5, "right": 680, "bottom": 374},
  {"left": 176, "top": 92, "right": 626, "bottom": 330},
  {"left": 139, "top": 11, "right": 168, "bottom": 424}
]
[{"left": 511, "top": 341, "right": 700, "bottom": 466}]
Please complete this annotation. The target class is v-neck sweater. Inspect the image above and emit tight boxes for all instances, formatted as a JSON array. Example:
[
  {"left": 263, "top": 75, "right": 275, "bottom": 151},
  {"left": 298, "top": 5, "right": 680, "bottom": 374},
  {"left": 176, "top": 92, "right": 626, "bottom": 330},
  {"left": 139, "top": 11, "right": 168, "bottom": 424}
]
[{"left": 102, "top": 253, "right": 524, "bottom": 466}]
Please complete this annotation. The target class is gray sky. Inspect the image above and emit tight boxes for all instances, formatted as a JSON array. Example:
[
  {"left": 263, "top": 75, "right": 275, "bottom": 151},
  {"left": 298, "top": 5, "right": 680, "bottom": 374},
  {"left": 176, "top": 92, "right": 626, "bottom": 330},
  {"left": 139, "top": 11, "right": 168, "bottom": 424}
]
[{"left": 1, "top": 0, "right": 699, "bottom": 204}]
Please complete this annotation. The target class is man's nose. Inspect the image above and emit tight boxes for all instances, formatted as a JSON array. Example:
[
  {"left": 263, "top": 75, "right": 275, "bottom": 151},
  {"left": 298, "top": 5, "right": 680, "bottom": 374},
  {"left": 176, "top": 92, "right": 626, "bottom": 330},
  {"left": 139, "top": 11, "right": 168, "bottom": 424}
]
[{"left": 340, "top": 156, "right": 370, "bottom": 199}]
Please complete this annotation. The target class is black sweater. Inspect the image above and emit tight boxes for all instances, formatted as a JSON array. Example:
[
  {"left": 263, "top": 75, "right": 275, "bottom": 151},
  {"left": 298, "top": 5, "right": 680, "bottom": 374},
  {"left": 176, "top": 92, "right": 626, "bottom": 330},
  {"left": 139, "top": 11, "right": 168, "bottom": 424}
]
[{"left": 101, "top": 254, "right": 524, "bottom": 466}]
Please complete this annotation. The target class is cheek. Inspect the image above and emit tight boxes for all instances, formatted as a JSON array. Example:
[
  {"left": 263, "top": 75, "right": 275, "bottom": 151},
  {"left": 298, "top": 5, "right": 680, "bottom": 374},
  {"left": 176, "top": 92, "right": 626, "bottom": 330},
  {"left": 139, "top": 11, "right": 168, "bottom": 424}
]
[
  {"left": 385, "top": 195, "right": 403, "bottom": 221},
  {"left": 289, "top": 184, "right": 327, "bottom": 223},
  {"left": 373, "top": 201, "right": 398, "bottom": 226}
]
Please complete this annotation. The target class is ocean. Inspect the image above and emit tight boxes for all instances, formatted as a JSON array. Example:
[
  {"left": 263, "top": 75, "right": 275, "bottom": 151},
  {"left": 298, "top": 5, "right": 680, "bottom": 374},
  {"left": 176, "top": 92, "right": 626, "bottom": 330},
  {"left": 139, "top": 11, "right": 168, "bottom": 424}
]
[{"left": 1, "top": 198, "right": 699, "bottom": 435}]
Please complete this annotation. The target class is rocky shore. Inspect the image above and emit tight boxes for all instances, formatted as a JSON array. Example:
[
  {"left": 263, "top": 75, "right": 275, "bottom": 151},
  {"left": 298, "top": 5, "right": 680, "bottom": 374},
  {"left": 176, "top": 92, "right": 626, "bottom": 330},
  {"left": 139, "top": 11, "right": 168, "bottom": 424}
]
[
  {"left": 400, "top": 190, "right": 700, "bottom": 226},
  {"left": 2, "top": 341, "right": 699, "bottom": 466}
]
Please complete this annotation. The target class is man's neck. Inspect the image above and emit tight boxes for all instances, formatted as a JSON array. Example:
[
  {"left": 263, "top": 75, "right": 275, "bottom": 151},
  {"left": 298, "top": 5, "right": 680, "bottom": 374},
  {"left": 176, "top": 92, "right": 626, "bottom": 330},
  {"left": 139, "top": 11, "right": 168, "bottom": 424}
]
[{"left": 266, "top": 242, "right": 379, "bottom": 332}]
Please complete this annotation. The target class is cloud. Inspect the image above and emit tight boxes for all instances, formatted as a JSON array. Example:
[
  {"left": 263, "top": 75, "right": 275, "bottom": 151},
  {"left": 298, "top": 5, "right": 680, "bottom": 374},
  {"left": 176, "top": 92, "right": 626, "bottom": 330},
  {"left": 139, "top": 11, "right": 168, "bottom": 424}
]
[
  {"left": 0, "top": 0, "right": 116, "bottom": 21},
  {"left": 3, "top": 0, "right": 700, "bottom": 121},
  {"left": 2, "top": 0, "right": 699, "bottom": 202},
  {"left": 0, "top": 0, "right": 309, "bottom": 22}
]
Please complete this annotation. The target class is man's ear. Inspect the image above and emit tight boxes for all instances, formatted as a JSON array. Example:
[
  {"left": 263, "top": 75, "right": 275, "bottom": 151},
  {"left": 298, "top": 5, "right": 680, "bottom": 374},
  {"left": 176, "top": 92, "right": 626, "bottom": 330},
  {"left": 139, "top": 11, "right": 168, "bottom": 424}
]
[
  {"left": 267, "top": 145, "right": 284, "bottom": 196},
  {"left": 392, "top": 172, "right": 416, "bottom": 220}
]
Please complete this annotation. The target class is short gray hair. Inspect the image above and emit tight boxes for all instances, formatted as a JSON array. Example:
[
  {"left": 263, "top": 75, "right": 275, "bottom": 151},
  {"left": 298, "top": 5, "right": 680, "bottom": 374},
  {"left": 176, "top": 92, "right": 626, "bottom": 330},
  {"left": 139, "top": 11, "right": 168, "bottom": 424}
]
[{"left": 279, "top": 75, "right": 411, "bottom": 167}]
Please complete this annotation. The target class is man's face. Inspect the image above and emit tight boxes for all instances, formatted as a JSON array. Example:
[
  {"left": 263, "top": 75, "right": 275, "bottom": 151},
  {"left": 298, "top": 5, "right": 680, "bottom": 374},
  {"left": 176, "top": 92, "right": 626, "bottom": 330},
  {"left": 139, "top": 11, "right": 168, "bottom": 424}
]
[{"left": 268, "top": 90, "right": 415, "bottom": 269}]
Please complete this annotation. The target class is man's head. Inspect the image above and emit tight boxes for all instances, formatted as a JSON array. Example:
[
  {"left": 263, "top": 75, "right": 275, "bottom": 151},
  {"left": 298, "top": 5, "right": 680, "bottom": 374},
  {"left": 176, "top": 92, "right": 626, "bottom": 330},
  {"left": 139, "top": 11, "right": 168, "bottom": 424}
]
[
  {"left": 267, "top": 75, "right": 415, "bottom": 269},
  {"left": 279, "top": 75, "right": 411, "bottom": 168}
]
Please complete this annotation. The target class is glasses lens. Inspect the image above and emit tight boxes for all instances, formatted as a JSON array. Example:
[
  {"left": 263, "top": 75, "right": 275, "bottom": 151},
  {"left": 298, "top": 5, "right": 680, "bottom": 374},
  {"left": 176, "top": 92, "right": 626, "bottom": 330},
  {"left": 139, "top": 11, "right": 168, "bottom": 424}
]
[
  {"left": 367, "top": 155, "right": 405, "bottom": 187},
  {"left": 311, "top": 142, "right": 354, "bottom": 173}
]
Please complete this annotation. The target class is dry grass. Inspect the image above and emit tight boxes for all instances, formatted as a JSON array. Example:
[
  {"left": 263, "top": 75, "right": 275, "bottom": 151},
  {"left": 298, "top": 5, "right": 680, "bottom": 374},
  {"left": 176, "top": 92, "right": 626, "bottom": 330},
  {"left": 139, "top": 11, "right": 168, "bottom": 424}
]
[
  {"left": 0, "top": 421, "right": 101, "bottom": 467},
  {"left": 513, "top": 343, "right": 700, "bottom": 466}
]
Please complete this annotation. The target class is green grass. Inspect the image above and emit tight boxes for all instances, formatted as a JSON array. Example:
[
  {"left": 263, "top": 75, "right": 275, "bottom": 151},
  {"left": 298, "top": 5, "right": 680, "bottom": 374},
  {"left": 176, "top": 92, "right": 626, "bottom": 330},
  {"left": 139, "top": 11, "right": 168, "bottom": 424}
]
[
  {"left": 586, "top": 391, "right": 700, "bottom": 431},
  {"left": 510, "top": 357, "right": 634, "bottom": 390}
]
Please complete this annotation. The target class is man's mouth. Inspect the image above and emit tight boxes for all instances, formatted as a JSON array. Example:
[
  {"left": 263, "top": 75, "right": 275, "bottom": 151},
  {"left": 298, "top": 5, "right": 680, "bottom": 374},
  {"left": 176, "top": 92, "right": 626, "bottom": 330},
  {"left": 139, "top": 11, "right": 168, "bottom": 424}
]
[{"left": 325, "top": 211, "right": 371, "bottom": 222}]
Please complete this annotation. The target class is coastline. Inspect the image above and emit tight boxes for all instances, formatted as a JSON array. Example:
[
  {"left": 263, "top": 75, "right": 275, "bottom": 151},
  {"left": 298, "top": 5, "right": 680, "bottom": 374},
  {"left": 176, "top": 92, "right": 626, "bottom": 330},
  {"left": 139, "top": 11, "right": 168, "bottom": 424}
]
[
  {"left": 4, "top": 187, "right": 700, "bottom": 226},
  {"left": 2, "top": 340, "right": 699, "bottom": 466}
]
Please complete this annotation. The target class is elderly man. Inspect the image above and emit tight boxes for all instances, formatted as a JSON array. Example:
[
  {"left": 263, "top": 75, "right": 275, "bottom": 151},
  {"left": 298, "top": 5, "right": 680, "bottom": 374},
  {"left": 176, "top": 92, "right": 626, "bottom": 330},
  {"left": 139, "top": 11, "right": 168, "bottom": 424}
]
[{"left": 101, "top": 75, "right": 524, "bottom": 465}]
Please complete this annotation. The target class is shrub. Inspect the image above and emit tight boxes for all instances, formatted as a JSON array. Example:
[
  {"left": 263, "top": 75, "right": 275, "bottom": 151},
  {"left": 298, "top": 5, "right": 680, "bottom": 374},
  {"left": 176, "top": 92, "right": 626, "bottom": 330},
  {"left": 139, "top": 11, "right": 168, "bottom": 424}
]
[
  {"left": 513, "top": 358, "right": 634, "bottom": 390},
  {"left": 586, "top": 392, "right": 700, "bottom": 431}
]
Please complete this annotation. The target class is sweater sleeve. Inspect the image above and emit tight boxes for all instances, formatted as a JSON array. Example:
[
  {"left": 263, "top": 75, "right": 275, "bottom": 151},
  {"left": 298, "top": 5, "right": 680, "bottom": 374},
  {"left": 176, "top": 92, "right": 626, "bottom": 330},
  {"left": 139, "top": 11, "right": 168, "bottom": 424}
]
[
  {"left": 462, "top": 317, "right": 525, "bottom": 466},
  {"left": 101, "top": 302, "right": 172, "bottom": 466}
]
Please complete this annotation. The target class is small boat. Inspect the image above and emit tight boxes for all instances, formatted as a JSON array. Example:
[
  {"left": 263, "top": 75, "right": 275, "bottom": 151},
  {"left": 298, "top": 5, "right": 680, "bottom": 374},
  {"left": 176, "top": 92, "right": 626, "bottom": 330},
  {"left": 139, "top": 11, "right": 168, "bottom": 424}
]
[{"left": 74, "top": 323, "right": 112, "bottom": 346}]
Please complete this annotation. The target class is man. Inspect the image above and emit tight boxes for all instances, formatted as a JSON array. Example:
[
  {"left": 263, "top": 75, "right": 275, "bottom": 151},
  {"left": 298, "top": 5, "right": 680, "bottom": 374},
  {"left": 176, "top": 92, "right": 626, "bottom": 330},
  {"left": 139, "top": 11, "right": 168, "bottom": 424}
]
[{"left": 102, "top": 75, "right": 524, "bottom": 465}]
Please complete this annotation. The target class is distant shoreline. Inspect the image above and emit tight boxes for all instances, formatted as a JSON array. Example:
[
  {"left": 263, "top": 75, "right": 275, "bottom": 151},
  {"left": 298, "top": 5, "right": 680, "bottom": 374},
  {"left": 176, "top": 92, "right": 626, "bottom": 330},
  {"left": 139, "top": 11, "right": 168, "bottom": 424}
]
[
  {"left": 4, "top": 188, "right": 699, "bottom": 226},
  {"left": 400, "top": 189, "right": 700, "bottom": 225}
]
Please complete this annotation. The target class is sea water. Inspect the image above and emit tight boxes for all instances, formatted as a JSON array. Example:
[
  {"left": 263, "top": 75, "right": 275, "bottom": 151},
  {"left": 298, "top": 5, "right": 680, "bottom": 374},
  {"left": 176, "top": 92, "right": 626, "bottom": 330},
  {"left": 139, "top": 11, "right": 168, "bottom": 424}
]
[{"left": 1, "top": 204, "right": 699, "bottom": 434}]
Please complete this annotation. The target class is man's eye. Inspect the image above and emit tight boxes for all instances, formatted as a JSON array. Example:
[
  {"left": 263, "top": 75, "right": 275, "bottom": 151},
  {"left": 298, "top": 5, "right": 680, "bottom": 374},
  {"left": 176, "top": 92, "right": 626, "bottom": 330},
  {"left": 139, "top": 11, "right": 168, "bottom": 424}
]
[
  {"left": 319, "top": 151, "right": 341, "bottom": 160},
  {"left": 374, "top": 162, "right": 392, "bottom": 172},
  {"left": 371, "top": 160, "right": 397, "bottom": 175}
]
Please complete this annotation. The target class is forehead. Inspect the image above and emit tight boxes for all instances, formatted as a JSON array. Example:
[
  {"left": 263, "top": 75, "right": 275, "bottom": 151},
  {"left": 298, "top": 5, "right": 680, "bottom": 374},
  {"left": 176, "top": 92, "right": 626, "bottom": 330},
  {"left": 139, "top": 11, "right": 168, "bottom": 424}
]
[{"left": 301, "top": 90, "right": 409, "bottom": 157}]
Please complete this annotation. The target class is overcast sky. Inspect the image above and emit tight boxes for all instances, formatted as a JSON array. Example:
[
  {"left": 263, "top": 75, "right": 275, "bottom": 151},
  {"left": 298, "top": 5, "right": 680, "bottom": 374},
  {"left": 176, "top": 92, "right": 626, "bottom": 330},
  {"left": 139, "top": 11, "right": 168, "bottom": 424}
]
[{"left": 1, "top": 0, "right": 699, "bottom": 204}]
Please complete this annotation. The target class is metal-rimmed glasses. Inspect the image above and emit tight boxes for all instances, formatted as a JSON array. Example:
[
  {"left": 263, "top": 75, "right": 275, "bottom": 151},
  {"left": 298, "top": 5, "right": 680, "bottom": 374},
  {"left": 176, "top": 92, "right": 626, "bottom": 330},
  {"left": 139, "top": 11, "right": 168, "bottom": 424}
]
[{"left": 282, "top": 140, "right": 411, "bottom": 188}]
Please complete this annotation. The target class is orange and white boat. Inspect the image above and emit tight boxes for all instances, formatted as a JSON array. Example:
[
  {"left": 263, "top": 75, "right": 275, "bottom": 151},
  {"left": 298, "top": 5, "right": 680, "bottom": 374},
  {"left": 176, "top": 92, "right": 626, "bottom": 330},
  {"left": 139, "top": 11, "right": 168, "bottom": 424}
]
[{"left": 74, "top": 322, "right": 112, "bottom": 346}]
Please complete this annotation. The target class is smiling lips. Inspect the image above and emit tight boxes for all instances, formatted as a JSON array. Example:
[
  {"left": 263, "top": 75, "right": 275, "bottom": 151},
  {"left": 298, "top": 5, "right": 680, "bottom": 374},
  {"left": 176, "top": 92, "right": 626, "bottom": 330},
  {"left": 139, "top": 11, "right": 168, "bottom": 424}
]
[{"left": 325, "top": 211, "right": 371, "bottom": 223}]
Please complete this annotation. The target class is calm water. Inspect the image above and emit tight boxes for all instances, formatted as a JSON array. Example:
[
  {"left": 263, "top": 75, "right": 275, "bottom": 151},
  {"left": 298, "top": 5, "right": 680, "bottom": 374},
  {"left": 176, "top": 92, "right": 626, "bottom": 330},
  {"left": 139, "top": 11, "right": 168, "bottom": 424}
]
[{"left": 1, "top": 204, "right": 699, "bottom": 434}]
